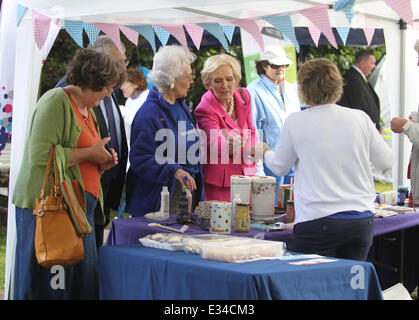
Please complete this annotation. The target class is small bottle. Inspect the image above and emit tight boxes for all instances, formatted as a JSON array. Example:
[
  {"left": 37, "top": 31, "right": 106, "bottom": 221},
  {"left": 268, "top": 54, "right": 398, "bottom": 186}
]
[
  {"left": 235, "top": 202, "right": 250, "bottom": 232},
  {"left": 231, "top": 194, "right": 241, "bottom": 228},
  {"left": 160, "top": 186, "right": 170, "bottom": 218},
  {"left": 176, "top": 186, "right": 189, "bottom": 225}
]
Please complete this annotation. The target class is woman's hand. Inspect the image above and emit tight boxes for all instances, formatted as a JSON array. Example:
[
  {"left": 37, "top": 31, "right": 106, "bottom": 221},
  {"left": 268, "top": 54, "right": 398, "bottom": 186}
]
[
  {"left": 98, "top": 147, "right": 118, "bottom": 174},
  {"left": 391, "top": 117, "right": 408, "bottom": 134},
  {"left": 68, "top": 137, "right": 113, "bottom": 167},
  {"left": 174, "top": 168, "right": 196, "bottom": 191},
  {"left": 228, "top": 134, "right": 244, "bottom": 156},
  {"left": 250, "top": 142, "right": 270, "bottom": 161}
]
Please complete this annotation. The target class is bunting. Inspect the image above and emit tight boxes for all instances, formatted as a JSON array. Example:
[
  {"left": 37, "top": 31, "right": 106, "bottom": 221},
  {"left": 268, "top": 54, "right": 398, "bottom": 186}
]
[
  {"left": 16, "top": 3, "right": 27, "bottom": 26},
  {"left": 383, "top": 0, "right": 414, "bottom": 26},
  {"left": 63, "top": 20, "right": 83, "bottom": 48},
  {"left": 91, "top": 22, "right": 124, "bottom": 53},
  {"left": 263, "top": 15, "right": 300, "bottom": 53},
  {"left": 185, "top": 24, "right": 204, "bottom": 50},
  {"left": 196, "top": 23, "right": 229, "bottom": 52},
  {"left": 308, "top": 26, "right": 321, "bottom": 46},
  {"left": 152, "top": 25, "right": 171, "bottom": 46},
  {"left": 364, "top": 28, "right": 376, "bottom": 45},
  {"left": 336, "top": 27, "right": 350, "bottom": 45},
  {"left": 83, "top": 22, "right": 100, "bottom": 46},
  {"left": 125, "top": 25, "right": 156, "bottom": 53},
  {"left": 232, "top": 19, "right": 264, "bottom": 51},
  {"left": 222, "top": 25, "right": 236, "bottom": 44},
  {"left": 158, "top": 25, "right": 188, "bottom": 50},
  {"left": 334, "top": 0, "right": 355, "bottom": 25},
  {"left": 120, "top": 25, "right": 139, "bottom": 46},
  {"left": 32, "top": 9, "right": 51, "bottom": 50},
  {"left": 300, "top": 5, "right": 338, "bottom": 49}
]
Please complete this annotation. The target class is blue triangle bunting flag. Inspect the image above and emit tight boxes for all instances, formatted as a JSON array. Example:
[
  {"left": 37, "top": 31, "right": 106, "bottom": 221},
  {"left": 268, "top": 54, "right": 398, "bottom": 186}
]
[
  {"left": 152, "top": 25, "right": 170, "bottom": 47},
  {"left": 83, "top": 22, "right": 100, "bottom": 46},
  {"left": 63, "top": 20, "right": 84, "bottom": 48},
  {"left": 222, "top": 25, "right": 236, "bottom": 44},
  {"left": 196, "top": 23, "right": 229, "bottom": 52},
  {"left": 334, "top": 0, "right": 355, "bottom": 24},
  {"left": 263, "top": 15, "right": 300, "bottom": 53},
  {"left": 16, "top": 3, "right": 27, "bottom": 26},
  {"left": 125, "top": 25, "right": 156, "bottom": 53},
  {"left": 336, "top": 27, "right": 350, "bottom": 45}
]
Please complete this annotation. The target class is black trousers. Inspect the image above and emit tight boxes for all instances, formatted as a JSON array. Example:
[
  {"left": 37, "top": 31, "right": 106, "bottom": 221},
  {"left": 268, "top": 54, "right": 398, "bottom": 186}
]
[{"left": 293, "top": 215, "right": 374, "bottom": 261}]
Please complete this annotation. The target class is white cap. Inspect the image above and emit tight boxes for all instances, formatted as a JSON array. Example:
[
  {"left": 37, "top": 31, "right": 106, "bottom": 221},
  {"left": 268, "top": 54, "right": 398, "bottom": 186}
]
[{"left": 260, "top": 45, "right": 293, "bottom": 66}]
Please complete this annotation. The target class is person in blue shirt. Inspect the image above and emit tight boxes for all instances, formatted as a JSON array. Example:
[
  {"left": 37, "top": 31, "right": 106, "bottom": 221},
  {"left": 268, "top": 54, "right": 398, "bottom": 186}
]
[
  {"left": 126, "top": 45, "right": 203, "bottom": 217},
  {"left": 247, "top": 45, "right": 301, "bottom": 204}
]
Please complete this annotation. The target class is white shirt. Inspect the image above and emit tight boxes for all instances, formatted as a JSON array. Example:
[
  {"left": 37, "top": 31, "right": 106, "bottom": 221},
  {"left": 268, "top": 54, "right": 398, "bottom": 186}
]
[{"left": 264, "top": 104, "right": 393, "bottom": 224}]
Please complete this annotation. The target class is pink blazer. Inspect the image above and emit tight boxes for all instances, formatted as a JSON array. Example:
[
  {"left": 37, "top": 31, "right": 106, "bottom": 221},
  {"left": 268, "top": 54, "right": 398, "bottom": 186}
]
[{"left": 194, "top": 88, "right": 258, "bottom": 188}]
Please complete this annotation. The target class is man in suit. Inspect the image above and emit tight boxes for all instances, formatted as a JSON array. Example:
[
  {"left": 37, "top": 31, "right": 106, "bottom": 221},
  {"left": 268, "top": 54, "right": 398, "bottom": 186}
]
[
  {"left": 338, "top": 50, "right": 382, "bottom": 132},
  {"left": 56, "top": 36, "right": 128, "bottom": 248}
]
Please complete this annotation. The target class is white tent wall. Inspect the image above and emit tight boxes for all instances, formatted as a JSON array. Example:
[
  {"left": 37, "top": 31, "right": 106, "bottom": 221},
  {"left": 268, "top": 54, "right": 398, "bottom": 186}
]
[{"left": 2, "top": 0, "right": 418, "bottom": 299}]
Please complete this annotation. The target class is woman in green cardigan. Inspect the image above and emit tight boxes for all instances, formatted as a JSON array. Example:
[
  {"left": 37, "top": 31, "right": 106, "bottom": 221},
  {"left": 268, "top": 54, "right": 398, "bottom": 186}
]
[{"left": 12, "top": 49, "right": 125, "bottom": 299}]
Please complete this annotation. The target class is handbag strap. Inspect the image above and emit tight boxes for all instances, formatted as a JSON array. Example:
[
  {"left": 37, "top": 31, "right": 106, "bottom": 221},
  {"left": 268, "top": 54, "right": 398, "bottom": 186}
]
[{"left": 40, "top": 147, "right": 55, "bottom": 199}]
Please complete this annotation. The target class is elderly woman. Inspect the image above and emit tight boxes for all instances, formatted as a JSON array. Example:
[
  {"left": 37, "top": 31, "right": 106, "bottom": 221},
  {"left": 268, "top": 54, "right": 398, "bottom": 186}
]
[
  {"left": 258, "top": 58, "right": 393, "bottom": 260},
  {"left": 12, "top": 48, "right": 125, "bottom": 299},
  {"left": 126, "top": 45, "right": 203, "bottom": 217},
  {"left": 194, "top": 54, "right": 260, "bottom": 201},
  {"left": 120, "top": 68, "right": 149, "bottom": 149},
  {"left": 391, "top": 38, "right": 419, "bottom": 207},
  {"left": 247, "top": 45, "right": 301, "bottom": 202}
]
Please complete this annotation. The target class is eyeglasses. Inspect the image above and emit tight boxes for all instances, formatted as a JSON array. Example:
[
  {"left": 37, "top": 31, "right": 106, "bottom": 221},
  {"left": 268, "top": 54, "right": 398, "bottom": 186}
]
[
  {"left": 119, "top": 59, "right": 129, "bottom": 67},
  {"left": 268, "top": 63, "right": 288, "bottom": 70},
  {"left": 177, "top": 74, "right": 195, "bottom": 81}
]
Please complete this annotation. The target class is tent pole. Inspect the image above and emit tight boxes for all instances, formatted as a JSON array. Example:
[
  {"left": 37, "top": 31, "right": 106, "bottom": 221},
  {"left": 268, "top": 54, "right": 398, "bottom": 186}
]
[{"left": 397, "top": 19, "right": 407, "bottom": 187}]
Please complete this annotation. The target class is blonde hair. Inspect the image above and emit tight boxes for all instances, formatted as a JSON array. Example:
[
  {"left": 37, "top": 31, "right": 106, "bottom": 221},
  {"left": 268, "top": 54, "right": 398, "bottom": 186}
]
[
  {"left": 298, "top": 58, "right": 343, "bottom": 106},
  {"left": 201, "top": 54, "right": 242, "bottom": 89}
]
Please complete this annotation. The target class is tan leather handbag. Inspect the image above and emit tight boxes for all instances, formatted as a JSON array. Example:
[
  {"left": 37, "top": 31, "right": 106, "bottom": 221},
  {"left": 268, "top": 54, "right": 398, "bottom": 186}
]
[{"left": 33, "top": 146, "right": 84, "bottom": 268}]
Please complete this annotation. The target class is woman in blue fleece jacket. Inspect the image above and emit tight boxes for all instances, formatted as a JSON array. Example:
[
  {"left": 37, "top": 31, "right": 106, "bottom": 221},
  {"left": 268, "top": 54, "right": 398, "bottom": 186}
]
[{"left": 126, "top": 45, "right": 203, "bottom": 217}]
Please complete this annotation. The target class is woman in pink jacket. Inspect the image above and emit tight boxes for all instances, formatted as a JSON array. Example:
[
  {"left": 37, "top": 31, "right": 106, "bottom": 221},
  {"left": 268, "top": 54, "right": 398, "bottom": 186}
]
[{"left": 194, "top": 54, "right": 260, "bottom": 201}]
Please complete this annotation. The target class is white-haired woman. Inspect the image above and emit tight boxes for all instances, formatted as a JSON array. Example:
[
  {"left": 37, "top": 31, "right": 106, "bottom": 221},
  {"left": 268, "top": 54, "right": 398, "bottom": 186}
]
[{"left": 126, "top": 45, "right": 203, "bottom": 217}]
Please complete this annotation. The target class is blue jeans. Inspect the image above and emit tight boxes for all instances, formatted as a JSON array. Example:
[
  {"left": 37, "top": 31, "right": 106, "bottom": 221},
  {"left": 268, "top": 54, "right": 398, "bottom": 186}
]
[{"left": 14, "top": 192, "right": 98, "bottom": 299}]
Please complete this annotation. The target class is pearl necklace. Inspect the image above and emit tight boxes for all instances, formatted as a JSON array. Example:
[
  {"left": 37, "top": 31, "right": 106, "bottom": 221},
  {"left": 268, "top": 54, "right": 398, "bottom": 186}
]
[{"left": 224, "top": 96, "right": 235, "bottom": 116}]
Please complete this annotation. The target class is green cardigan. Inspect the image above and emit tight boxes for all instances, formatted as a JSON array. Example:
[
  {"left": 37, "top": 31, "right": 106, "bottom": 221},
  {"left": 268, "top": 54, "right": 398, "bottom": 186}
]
[{"left": 12, "top": 88, "right": 105, "bottom": 224}]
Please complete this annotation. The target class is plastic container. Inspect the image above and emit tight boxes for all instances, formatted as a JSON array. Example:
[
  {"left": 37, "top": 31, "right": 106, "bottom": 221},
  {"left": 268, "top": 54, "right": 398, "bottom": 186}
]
[
  {"left": 160, "top": 186, "right": 170, "bottom": 218},
  {"left": 139, "top": 233, "right": 184, "bottom": 251},
  {"left": 230, "top": 175, "right": 252, "bottom": 204}
]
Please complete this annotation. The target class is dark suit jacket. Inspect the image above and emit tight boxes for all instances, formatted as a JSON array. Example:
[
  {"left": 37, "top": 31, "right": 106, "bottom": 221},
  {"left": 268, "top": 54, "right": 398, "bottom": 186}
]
[
  {"left": 55, "top": 77, "right": 128, "bottom": 219},
  {"left": 338, "top": 67, "right": 381, "bottom": 131}
]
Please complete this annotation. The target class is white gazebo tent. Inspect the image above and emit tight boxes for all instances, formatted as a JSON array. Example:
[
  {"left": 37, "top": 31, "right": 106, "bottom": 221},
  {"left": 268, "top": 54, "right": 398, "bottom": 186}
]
[{"left": 1, "top": 0, "right": 418, "bottom": 299}]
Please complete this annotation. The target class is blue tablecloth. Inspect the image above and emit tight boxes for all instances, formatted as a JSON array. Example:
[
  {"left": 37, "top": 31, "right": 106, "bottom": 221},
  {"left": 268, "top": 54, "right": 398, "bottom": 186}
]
[{"left": 98, "top": 245, "right": 383, "bottom": 300}]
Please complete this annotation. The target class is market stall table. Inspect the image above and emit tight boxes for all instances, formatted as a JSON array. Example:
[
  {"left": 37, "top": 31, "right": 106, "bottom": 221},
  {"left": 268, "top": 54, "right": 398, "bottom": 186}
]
[
  {"left": 105, "top": 211, "right": 419, "bottom": 291},
  {"left": 98, "top": 245, "right": 382, "bottom": 300}
]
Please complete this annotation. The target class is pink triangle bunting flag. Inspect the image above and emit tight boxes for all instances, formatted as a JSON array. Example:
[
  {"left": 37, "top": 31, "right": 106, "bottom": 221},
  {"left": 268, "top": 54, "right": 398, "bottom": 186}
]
[
  {"left": 308, "top": 26, "right": 322, "bottom": 46},
  {"left": 300, "top": 5, "right": 338, "bottom": 49},
  {"left": 158, "top": 24, "right": 189, "bottom": 50},
  {"left": 32, "top": 9, "right": 51, "bottom": 50},
  {"left": 91, "top": 22, "right": 124, "bottom": 53},
  {"left": 184, "top": 24, "right": 204, "bottom": 50},
  {"left": 363, "top": 28, "right": 375, "bottom": 45},
  {"left": 383, "top": 0, "right": 414, "bottom": 26},
  {"left": 232, "top": 19, "right": 264, "bottom": 51},
  {"left": 120, "top": 25, "right": 139, "bottom": 46}
]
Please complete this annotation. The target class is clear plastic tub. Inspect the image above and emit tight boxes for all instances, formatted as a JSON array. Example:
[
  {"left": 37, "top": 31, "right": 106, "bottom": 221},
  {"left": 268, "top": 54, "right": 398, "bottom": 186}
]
[
  {"left": 139, "top": 233, "right": 184, "bottom": 251},
  {"left": 183, "top": 234, "right": 285, "bottom": 262}
]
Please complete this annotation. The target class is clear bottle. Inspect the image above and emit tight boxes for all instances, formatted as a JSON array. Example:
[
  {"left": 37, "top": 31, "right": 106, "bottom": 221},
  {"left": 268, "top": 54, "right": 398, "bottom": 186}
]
[
  {"left": 160, "top": 186, "right": 170, "bottom": 218},
  {"left": 186, "top": 189, "right": 192, "bottom": 218},
  {"left": 232, "top": 193, "right": 241, "bottom": 229}
]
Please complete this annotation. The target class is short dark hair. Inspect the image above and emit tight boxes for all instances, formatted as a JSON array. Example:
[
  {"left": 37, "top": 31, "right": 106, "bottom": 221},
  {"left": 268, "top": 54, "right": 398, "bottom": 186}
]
[
  {"left": 126, "top": 69, "right": 148, "bottom": 91},
  {"left": 66, "top": 48, "right": 126, "bottom": 91},
  {"left": 354, "top": 50, "right": 375, "bottom": 64},
  {"left": 255, "top": 60, "right": 270, "bottom": 76}
]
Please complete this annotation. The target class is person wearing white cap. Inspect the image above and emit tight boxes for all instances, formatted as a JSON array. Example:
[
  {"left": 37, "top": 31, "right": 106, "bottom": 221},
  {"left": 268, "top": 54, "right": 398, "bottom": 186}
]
[{"left": 247, "top": 45, "right": 301, "bottom": 201}]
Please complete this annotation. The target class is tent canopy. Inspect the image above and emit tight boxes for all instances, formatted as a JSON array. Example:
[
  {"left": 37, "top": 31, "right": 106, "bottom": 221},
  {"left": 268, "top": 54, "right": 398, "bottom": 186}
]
[{"left": 2, "top": 0, "right": 419, "bottom": 299}]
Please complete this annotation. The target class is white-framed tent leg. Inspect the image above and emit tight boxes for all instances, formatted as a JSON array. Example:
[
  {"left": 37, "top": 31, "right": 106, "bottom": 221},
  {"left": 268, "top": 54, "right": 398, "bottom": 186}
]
[{"left": 4, "top": 16, "right": 59, "bottom": 300}]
